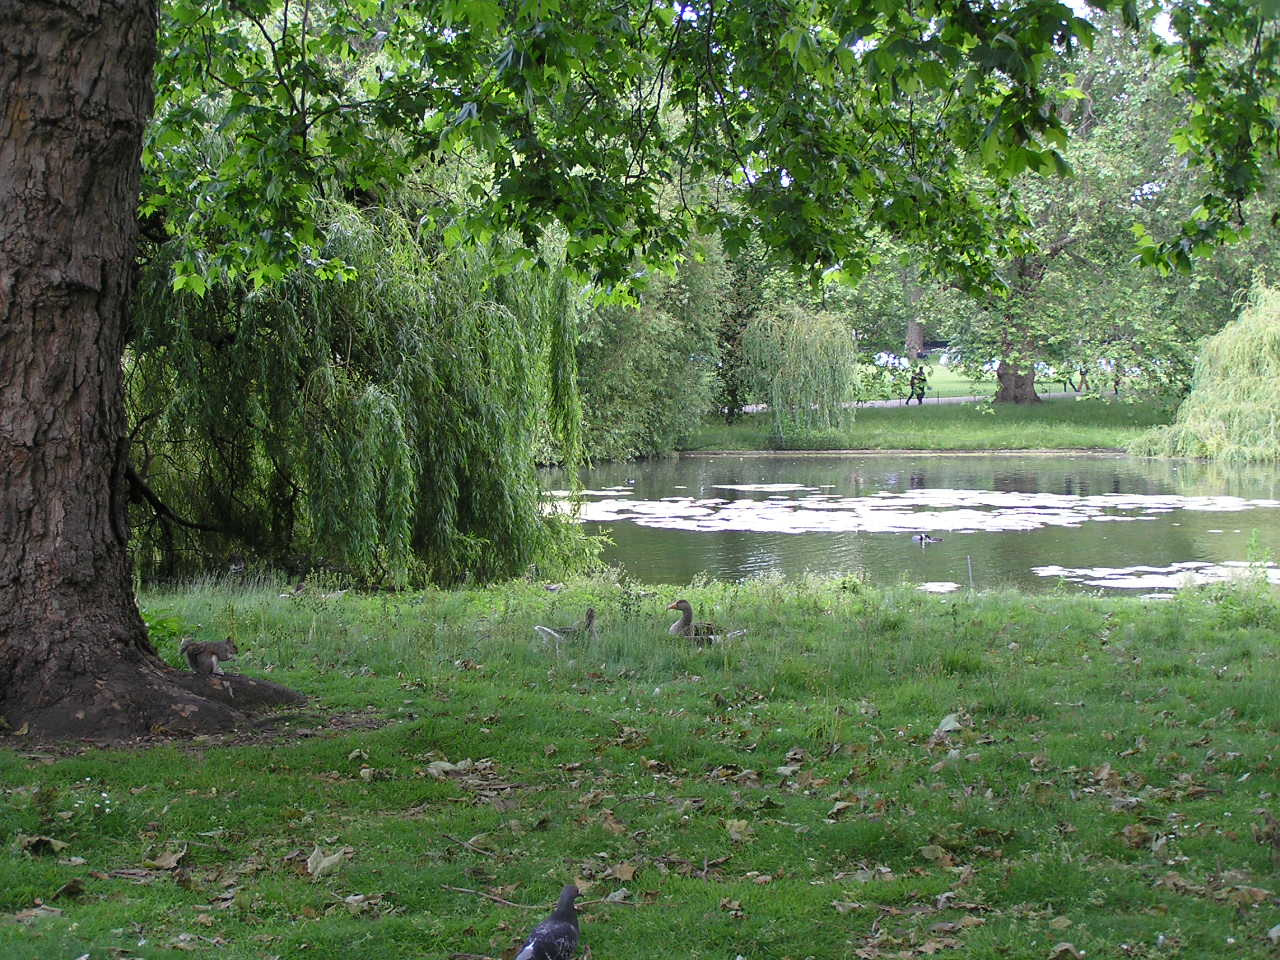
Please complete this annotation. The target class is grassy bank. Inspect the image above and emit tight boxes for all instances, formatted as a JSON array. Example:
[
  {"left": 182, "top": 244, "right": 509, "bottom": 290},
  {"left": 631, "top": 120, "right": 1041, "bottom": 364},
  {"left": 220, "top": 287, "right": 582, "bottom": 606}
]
[
  {"left": 3, "top": 576, "right": 1278, "bottom": 959},
  {"left": 688, "top": 398, "right": 1172, "bottom": 451}
]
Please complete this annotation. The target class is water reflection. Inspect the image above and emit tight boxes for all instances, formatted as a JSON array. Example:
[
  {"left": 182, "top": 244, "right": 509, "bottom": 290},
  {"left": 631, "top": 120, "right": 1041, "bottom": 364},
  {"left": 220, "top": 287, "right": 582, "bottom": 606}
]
[{"left": 543, "top": 454, "right": 1280, "bottom": 592}]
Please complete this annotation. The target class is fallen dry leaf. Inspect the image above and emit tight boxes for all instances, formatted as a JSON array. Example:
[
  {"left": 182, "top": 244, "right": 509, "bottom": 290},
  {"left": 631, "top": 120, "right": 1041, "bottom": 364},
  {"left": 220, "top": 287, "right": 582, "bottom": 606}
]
[
  {"left": 306, "top": 845, "right": 349, "bottom": 880},
  {"left": 14, "top": 904, "right": 62, "bottom": 924},
  {"left": 52, "top": 878, "right": 85, "bottom": 900},
  {"left": 16, "top": 834, "right": 69, "bottom": 856},
  {"left": 719, "top": 897, "right": 745, "bottom": 917},
  {"left": 143, "top": 846, "right": 188, "bottom": 870},
  {"left": 1047, "top": 944, "right": 1084, "bottom": 960},
  {"left": 607, "top": 862, "right": 637, "bottom": 882},
  {"left": 934, "top": 713, "right": 963, "bottom": 736}
]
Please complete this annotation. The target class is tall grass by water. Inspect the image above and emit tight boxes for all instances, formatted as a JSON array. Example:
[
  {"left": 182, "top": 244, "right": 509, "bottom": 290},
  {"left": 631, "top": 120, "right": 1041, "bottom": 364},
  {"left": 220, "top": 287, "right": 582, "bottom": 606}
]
[
  {"left": 2, "top": 574, "right": 1277, "bottom": 959},
  {"left": 689, "top": 397, "right": 1171, "bottom": 451}
]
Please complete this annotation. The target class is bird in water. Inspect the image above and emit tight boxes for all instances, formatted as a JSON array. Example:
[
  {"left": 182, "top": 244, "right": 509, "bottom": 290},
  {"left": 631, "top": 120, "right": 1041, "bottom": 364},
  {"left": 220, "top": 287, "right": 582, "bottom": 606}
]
[
  {"left": 667, "top": 599, "right": 745, "bottom": 645},
  {"left": 911, "top": 533, "right": 943, "bottom": 546},
  {"left": 534, "top": 607, "right": 598, "bottom": 653},
  {"left": 515, "top": 884, "right": 580, "bottom": 960}
]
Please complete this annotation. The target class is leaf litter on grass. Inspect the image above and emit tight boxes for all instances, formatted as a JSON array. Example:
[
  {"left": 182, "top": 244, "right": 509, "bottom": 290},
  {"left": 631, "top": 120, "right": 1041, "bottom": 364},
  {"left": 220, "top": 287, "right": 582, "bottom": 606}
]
[{"left": 3, "top": 579, "right": 1278, "bottom": 958}]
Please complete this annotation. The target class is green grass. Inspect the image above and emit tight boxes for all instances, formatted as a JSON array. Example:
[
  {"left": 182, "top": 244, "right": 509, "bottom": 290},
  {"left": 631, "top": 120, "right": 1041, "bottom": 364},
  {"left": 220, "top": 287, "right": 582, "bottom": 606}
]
[
  {"left": 917, "top": 359, "right": 1083, "bottom": 400},
  {"left": 688, "top": 397, "right": 1172, "bottom": 451},
  {"left": 2, "top": 575, "right": 1278, "bottom": 959},
  {"left": 918, "top": 360, "right": 998, "bottom": 399}
]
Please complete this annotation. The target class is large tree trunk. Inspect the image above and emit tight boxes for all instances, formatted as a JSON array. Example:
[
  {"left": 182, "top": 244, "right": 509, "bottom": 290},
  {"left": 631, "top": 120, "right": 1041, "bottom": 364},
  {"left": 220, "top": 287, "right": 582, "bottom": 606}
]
[
  {"left": 0, "top": 0, "right": 300, "bottom": 739},
  {"left": 994, "top": 360, "right": 1041, "bottom": 404},
  {"left": 904, "top": 319, "right": 925, "bottom": 359}
]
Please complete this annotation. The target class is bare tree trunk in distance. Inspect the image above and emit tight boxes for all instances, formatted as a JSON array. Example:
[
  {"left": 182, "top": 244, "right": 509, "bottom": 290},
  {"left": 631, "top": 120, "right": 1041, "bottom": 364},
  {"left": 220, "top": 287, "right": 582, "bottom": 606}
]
[
  {"left": 902, "top": 266, "right": 925, "bottom": 359},
  {"left": 904, "top": 319, "right": 925, "bottom": 359},
  {"left": 0, "top": 0, "right": 300, "bottom": 739}
]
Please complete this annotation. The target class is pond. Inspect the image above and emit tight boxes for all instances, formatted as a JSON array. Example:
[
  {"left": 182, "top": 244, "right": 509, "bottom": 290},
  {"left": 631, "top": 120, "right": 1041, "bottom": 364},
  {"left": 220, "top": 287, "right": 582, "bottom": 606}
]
[{"left": 545, "top": 453, "right": 1280, "bottom": 594}]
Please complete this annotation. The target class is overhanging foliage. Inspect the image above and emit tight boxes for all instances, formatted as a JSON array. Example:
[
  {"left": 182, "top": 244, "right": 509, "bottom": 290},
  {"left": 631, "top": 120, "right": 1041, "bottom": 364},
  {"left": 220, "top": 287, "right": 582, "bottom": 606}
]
[{"left": 128, "top": 203, "right": 588, "bottom": 584}]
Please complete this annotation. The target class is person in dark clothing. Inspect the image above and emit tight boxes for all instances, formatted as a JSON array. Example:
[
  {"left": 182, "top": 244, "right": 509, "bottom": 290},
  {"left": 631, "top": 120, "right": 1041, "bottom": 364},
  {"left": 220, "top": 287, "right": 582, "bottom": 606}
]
[{"left": 908, "top": 364, "right": 928, "bottom": 404}]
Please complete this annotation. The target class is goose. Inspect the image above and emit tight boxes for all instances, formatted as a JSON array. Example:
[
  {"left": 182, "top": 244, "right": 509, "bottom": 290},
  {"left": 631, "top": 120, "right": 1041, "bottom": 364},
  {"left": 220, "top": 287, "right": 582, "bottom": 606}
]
[
  {"left": 534, "top": 607, "right": 598, "bottom": 653},
  {"left": 667, "top": 599, "right": 745, "bottom": 645}
]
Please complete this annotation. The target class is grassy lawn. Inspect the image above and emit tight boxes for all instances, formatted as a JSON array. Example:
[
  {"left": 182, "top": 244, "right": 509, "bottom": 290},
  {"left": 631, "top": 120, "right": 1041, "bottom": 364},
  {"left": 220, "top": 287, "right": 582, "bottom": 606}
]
[
  {"left": 918, "top": 360, "right": 998, "bottom": 399},
  {"left": 688, "top": 398, "right": 1172, "bottom": 451},
  {"left": 3, "top": 576, "right": 1278, "bottom": 959}
]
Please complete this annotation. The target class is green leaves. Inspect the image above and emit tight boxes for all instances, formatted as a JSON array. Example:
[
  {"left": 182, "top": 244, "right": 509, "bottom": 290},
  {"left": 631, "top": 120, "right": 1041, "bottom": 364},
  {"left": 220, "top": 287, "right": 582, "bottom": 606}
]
[
  {"left": 143, "top": 0, "right": 1280, "bottom": 304},
  {"left": 129, "top": 204, "right": 590, "bottom": 584}
]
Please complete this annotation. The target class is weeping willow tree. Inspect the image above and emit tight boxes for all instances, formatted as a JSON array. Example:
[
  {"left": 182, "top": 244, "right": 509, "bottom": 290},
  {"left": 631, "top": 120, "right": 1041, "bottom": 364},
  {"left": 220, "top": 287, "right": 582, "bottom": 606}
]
[
  {"left": 127, "top": 202, "right": 585, "bottom": 584},
  {"left": 744, "top": 306, "right": 863, "bottom": 439},
  {"left": 571, "top": 238, "right": 728, "bottom": 461},
  {"left": 1133, "top": 284, "right": 1280, "bottom": 462}
]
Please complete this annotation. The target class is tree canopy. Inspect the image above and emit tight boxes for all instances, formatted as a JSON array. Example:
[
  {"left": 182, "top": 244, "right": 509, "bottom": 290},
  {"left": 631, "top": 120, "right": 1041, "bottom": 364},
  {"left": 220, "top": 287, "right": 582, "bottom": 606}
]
[{"left": 148, "top": 0, "right": 1280, "bottom": 298}]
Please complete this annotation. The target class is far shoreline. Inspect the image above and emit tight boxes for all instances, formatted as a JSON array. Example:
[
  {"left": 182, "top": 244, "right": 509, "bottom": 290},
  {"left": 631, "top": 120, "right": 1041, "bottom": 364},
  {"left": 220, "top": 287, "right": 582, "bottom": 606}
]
[{"left": 681, "top": 447, "right": 1130, "bottom": 457}]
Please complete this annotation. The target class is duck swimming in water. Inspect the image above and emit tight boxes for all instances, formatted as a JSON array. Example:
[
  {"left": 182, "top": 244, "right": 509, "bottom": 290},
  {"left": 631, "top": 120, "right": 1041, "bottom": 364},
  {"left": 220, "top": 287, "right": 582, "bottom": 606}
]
[{"left": 911, "top": 533, "right": 943, "bottom": 546}]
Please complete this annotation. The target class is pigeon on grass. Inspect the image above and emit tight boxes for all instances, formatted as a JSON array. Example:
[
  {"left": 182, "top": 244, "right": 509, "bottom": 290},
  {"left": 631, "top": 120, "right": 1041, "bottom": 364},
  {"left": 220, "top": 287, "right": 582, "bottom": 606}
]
[{"left": 515, "top": 884, "right": 580, "bottom": 960}]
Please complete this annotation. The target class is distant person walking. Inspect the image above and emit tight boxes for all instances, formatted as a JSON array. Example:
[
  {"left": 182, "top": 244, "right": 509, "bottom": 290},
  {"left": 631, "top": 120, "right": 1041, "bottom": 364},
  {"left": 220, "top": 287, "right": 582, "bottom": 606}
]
[{"left": 908, "top": 364, "right": 928, "bottom": 405}]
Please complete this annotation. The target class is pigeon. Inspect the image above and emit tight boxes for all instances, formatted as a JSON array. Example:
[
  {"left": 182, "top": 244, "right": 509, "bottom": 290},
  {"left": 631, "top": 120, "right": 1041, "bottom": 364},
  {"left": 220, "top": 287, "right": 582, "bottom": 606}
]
[
  {"left": 534, "top": 608, "right": 598, "bottom": 653},
  {"left": 514, "top": 884, "right": 580, "bottom": 960},
  {"left": 667, "top": 599, "right": 746, "bottom": 645},
  {"left": 911, "top": 533, "right": 942, "bottom": 546}
]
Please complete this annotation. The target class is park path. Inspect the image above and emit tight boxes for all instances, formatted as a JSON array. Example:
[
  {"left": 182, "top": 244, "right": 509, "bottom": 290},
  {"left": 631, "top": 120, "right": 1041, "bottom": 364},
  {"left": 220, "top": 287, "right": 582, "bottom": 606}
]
[
  {"left": 857, "top": 390, "right": 1082, "bottom": 408},
  {"left": 741, "top": 390, "right": 1082, "bottom": 414}
]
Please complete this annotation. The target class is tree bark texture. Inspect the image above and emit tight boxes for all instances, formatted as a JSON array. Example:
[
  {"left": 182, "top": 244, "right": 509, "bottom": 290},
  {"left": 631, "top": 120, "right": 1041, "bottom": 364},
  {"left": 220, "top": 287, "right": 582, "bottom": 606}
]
[
  {"left": 904, "top": 319, "right": 925, "bottom": 359},
  {"left": 994, "top": 360, "right": 1041, "bottom": 404},
  {"left": 0, "top": 0, "right": 299, "bottom": 738}
]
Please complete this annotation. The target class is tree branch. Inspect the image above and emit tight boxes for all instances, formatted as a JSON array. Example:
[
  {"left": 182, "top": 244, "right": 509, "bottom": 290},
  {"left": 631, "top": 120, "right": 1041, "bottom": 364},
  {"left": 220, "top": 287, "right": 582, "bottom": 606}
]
[{"left": 126, "top": 466, "right": 224, "bottom": 533}]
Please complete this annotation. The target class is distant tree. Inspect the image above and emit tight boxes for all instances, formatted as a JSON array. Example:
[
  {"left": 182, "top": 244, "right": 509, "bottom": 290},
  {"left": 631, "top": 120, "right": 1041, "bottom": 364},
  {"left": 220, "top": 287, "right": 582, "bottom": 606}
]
[
  {"left": 941, "top": 14, "right": 1278, "bottom": 402},
  {"left": 744, "top": 307, "right": 863, "bottom": 437},
  {"left": 715, "top": 241, "right": 771, "bottom": 423},
  {"left": 575, "top": 239, "right": 728, "bottom": 459}
]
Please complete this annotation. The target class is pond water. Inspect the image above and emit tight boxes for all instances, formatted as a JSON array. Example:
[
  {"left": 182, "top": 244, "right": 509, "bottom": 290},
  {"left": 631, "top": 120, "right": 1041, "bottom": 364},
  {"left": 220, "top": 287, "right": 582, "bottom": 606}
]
[{"left": 544, "top": 453, "right": 1280, "bottom": 594}]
